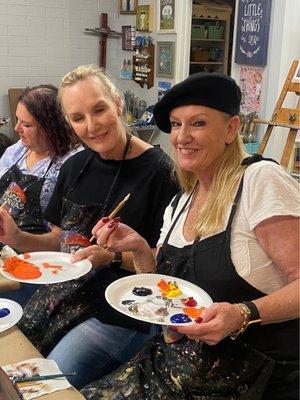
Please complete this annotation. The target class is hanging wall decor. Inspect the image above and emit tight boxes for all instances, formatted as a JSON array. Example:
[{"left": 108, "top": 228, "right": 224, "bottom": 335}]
[
  {"left": 157, "top": 0, "right": 176, "bottom": 33},
  {"left": 119, "top": 0, "right": 138, "bottom": 15},
  {"left": 156, "top": 41, "right": 175, "bottom": 79},
  {"left": 136, "top": 5, "right": 154, "bottom": 32},
  {"left": 122, "top": 26, "right": 135, "bottom": 50},
  {"left": 235, "top": 0, "right": 272, "bottom": 66}
]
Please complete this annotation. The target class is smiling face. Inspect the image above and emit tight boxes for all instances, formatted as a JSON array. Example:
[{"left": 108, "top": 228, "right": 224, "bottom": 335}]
[
  {"left": 14, "top": 102, "right": 48, "bottom": 152},
  {"left": 61, "top": 77, "right": 126, "bottom": 159},
  {"left": 170, "top": 105, "right": 238, "bottom": 179}
]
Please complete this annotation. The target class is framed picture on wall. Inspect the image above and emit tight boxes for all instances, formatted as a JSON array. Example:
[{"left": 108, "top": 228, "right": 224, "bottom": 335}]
[
  {"left": 122, "top": 26, "right": 135, "bottom": 50},
  {"left": 136, "top": 5, "right": 154, "bottom": 32},
  {"left": 157, "top": 0, "right": 176, "bottom": 33},
  {"left": 156, "top": 41, "right": 175, "bottom": 78},
  {"left": 119, "top": 0, "right": 138, "bottom": 15}
]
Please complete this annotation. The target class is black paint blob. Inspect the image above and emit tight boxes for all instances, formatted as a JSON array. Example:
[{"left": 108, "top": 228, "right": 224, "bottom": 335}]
[{"left": 132, "top": 286, "right": 153, "bottom": 296}]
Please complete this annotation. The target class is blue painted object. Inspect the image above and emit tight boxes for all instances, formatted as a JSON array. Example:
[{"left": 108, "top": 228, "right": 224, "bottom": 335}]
[
  {"left": 170, "top": 313, "right": 191, "bottom": 324},
  {"left": 0, "top": 308, "right": 10, "bottom": 318}
]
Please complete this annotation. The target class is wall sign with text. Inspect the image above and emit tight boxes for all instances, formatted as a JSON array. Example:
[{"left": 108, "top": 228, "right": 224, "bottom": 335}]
[{"left": 235, "top": 0, "right": 272, "bottom": 66}]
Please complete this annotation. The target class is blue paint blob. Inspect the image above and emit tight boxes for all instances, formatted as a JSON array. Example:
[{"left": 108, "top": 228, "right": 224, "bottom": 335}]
[
  {"left": 0, "top": 308, "right": 10, "bottom": 318},
  {"left": 170, "top": 313, "right": 191, "bottom": 324}
]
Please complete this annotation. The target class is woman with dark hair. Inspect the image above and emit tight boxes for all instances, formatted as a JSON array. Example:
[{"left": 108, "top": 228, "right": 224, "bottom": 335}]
[
  {"left": 0, "top": 84, "right": 81, "bottom": 305},
  {"left": 0, "top": 84, "right": 81, "bottom": 235},
  {"left": 0, "top": 66, "right": 179, "bottom": 386}
]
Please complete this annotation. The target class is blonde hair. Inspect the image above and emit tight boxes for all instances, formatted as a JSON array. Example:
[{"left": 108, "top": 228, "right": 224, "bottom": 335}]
[
  {"left": 58, "top": 64, "right": 123, "bottom": 109},
  {"left": 173, "top": 114, "right": 248, "bottom": 237}
]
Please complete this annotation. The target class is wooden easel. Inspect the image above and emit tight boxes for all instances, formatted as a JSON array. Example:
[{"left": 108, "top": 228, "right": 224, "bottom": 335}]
[{"left": 254, "top": 59, "right": 300, "bottom": 168}]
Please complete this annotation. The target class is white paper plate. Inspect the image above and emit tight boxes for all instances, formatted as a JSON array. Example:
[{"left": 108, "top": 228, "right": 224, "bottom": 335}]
[
  {"left": 105, "top": 273, "right": 213, "bottom": 326},
  {"left": 0, "top": 252, "right": 92, "bottom": 284},
  {"left": 0, "top": 298, "right": 23, "bottom": 333}
]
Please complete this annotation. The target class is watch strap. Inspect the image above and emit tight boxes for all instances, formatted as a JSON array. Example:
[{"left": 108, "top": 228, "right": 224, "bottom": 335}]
[
  {"left": 242, "top": 301, "right": 261, "bottom": 322},
  {"left": 110, "top": 251, "right": 122, "bottom": 267}
]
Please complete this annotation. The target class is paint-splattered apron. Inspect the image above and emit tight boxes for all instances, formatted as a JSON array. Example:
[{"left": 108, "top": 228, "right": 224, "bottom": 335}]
[
  {"left": 18, "top": 137, "right": 134, "bottom": 355},
  {"left": 0, "top": 149, "right": 52, "bottom": 234},
  {"left": 81, "top": 155, "right": 298, "bottom": 400}
]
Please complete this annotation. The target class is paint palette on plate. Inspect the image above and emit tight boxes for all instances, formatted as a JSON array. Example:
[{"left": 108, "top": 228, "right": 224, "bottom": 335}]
[
  {"left": 0, "top": 298, "right": 23, "bottom": 333},
  {"left": 105, "top": 273, "right": 213, "bottom": 326},
  {"left": 0, "top": 251, "right": 92, "bottom": 284}
]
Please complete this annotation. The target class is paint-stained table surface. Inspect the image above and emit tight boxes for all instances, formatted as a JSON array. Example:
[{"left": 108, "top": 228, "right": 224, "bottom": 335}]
[{"left": 0, "top": 326, "right": 84, "bottom": 399}]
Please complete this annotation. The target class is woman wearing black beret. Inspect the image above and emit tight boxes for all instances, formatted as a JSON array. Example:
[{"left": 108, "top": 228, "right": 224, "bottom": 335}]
[{"left": 82, "top": 72, "right": 299, "bottom": 400}]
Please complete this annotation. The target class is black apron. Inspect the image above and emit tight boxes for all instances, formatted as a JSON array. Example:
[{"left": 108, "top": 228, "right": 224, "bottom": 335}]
[
  {"left": 18, "top": 135, "right": 143, "bottom": 355},
  {"left": 156, "top": 155, "right": 299, "bottom": 400},
  {"left": 0, "top": 149, "right": 53, "bottom": 234},
  {"left": 81, "top": 155, "right": 298, "bottom": 400}
]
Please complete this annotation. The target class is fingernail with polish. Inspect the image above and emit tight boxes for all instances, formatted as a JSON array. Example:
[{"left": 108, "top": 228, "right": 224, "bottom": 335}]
[
  {"left": 101, "top": 217, "right": 110, "bottom": 223},
  {"left": 108, "top": 221, "right": 116, "bottom": 228}
]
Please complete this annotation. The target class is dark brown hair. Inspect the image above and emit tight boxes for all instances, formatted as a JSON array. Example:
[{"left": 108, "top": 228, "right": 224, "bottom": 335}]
[{"left": 18, "top": 85, "right": 79, "bottom": 157}]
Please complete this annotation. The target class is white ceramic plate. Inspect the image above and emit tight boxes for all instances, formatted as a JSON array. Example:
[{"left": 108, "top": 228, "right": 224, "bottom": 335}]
[
  {"left": 0, "top": 252, "right": 92, "bottom": 284},
  {"left": 0, "top": 298, "right": 23, "bottom": 333},
  {"left": 105, "top": 273, "right": 213, "bottom": 326}
]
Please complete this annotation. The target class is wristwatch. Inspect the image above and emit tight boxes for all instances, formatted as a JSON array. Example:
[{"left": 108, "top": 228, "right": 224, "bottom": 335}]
[
  {"left": 242, "top": 301, "right": 261, "bottom": 326},
  {"left": 110, "top": 252, "right": 122, "bottom": 267},
  {"left": 230, "top": 301, "right": 261, "bottom": 340}
]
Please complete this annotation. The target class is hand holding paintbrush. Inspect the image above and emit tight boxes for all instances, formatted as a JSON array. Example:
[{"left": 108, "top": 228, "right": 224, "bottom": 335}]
[{"left": 89, "top": 193, "right": 131, "bottom": 244}]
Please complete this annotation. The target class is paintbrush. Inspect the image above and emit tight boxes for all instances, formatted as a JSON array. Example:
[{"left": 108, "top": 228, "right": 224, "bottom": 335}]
[
  {"left": 12, "top": 371, "right": 76, "bottom": 384},
  {"left": 89, "top": 193, "right": 131, "bottom": 243}
]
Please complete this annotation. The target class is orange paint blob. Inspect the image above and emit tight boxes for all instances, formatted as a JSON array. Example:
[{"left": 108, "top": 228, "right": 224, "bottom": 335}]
[
  {"left": 183, "top": 307, "right": 206, "bottom": 319},
  {"left": 3, "top": 256, "right": 42, "bottom": 280},
  {"left": 42, "top": 263, "right": 63, "bottom": 270},
  {"left": 23, "top": 253, "right": 30, "bottom": 260}
]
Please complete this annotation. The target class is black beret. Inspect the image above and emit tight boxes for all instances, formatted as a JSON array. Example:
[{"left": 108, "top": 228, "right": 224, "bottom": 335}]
[{"left": 153, "top": 72, "right": 241, "bottom": 133}]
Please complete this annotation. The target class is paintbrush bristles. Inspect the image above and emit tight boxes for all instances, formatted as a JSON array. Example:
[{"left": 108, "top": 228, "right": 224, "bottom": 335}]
[
  {"left": 108, "top": 193, "right": 130, "bottom": 220},
  {"left": 89, "top": 193, "right": 131, "bottom": 243}
]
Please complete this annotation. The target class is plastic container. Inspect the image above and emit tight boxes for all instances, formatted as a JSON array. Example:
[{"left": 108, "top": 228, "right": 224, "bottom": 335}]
[
  {"left": 208, "top": 25, "right": 224, "bottom": 39},
  {"left": 244, "top": 142, "right": 260, "bottom": 155},
  {"left": 191, "top": 25, "right": 207, "bottom": 39},
  {"left": 192, "top": 48, "right": 210, "bottom": 62}
]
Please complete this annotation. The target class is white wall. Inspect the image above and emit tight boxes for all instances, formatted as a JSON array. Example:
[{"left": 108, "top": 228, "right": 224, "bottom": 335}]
[
  {"left": 230, "top": 0, "right": 300, "bottom": 161},
  {"left": 0, "top": 0, "right": 178, "bottom": 154}
]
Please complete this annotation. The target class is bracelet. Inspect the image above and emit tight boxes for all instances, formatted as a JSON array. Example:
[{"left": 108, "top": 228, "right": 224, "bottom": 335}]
[
  {"left": 230, "top": 302, "right": 261, "bottom": 340},
  {"left": 230, "top": 303, "right": 251, "bottom": 340}
]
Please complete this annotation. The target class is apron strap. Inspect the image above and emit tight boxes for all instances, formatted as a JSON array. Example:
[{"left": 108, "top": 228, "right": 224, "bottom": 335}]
[
  {"left": 66, "top": 132, "right": 132, "bottom": 217},
  {"left": 163, "top": 183, "right": 198, "bottom": 245},
  {"left": 102, "top": 133, "right": 132, "bottom": 216}
]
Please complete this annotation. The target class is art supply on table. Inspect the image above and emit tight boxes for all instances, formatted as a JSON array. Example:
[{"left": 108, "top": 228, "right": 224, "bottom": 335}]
[{"left": 12, "top": 371, "right": 76, "bottom": 384}]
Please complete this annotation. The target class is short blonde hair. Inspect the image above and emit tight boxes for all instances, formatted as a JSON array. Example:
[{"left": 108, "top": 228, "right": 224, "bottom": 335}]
[
  {"left": 58, "top": 64, "right": 122, "bottom": 109},
  {"left": 173, "top": 114, "right": 247, "bottom": 237}
]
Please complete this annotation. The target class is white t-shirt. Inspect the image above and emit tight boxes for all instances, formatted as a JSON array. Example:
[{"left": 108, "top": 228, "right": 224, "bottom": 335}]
[{"left": 157, "top": 161, "right": 300, "bottom": 294}]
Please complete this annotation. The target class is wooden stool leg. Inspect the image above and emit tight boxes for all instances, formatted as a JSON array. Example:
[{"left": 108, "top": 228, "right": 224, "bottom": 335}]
[
  {"left": 258, "top": 125, "right": 274, "bottom": 155},
  {"left": 280, "top": 128, "right": 298, "bottom": 168}
]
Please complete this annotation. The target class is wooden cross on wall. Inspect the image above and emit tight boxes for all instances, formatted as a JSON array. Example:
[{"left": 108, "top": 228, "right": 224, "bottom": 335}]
[{"left": 84, "top": 13, "right": 121, "bottom": 69}]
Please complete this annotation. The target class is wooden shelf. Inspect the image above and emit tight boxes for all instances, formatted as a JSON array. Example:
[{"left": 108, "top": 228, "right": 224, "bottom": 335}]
[
  {"left": 192, "top": 16, "right": 227, "bottom": 21},
  {"left": 190, "top": 61, "right": 223, "bottom": 65},
  {"left": 132, "top": 43, "right": 154, "bottom": 89},
  {"left": 191, "top": 38, "right": 225, "bottom": 42},
  {"left": 190, "top": 3, "right": 232, "bottom": 75}
]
